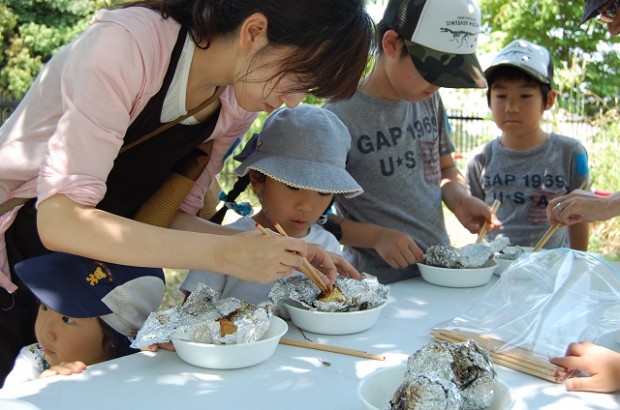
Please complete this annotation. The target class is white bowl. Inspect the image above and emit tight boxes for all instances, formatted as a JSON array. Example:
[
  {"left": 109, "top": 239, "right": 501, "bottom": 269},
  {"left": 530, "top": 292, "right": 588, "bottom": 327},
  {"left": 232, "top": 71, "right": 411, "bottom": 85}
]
[
  {"left": 172, "top": 316, "right": 288, "bottom": 369},
  {"left": 357, "top": 365, "right": 514, "bottom": 410},
  {"left": 284, "top": 301, "right": 386, "bottom": 335},
  {"left": 494, "top": 246, "right": 535, "bottom": 276},
  {"left": 418, "top": 260, "right": 497, "bottom": 288}
]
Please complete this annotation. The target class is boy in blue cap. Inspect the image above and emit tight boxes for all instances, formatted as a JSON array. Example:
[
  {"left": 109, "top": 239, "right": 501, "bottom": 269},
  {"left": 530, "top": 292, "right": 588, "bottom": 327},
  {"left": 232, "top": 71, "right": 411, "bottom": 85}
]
[
  {"left": 466, "top": 39, "right": 589, "bottom": 250},
  {"left": 4, "top": 253, "right": 165, "bottom": 385}
]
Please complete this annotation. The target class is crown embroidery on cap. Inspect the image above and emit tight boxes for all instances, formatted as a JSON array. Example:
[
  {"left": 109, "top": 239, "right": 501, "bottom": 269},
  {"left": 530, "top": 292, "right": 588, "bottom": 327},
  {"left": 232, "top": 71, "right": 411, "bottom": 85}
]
[{"left": 85, "top": 261, "right": 113, "bottom": 286}]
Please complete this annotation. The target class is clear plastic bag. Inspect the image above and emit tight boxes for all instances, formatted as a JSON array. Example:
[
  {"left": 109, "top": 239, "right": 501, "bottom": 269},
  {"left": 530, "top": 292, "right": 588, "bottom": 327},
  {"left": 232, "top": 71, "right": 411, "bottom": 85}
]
[{"left": 433, "top": 249, "right": 620, "bottom": 359}]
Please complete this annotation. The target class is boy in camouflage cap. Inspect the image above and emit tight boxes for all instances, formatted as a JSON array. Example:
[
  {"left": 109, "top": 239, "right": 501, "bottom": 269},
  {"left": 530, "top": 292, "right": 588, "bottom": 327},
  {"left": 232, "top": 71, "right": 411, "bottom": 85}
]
[{"left": 324, "top": 0, "right": 499, "bottom": 284}]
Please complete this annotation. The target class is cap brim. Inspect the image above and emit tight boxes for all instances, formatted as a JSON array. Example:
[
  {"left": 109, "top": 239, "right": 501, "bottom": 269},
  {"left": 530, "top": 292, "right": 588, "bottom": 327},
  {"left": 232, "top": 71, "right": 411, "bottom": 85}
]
[
  {"left": 581, "top": 0, "right": 608, "bottom": 24},
  {"left": 234, "top": 155, "right": 363, "bottom": 198},
  {"left": 405, "top": 41, "right": 487, "bottom": 89},
  {"left": 484, "top": 63, "right": 550, "bottom": 85}
]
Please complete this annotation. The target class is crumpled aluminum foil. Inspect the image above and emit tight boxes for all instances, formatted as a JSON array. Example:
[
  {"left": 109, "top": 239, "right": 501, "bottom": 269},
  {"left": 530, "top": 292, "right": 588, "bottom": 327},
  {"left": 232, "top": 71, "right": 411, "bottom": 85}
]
[
  {"left": 495, "top": 245, "right": 526, "bottom": 261},
  {"left": 269, "top": 273, "right": 389, "bottom": 312},
  {"left": 131, "top": 283, "right": 271, "bottom": 349},
  {"left": 425, "top": 236, "right": 510, "bottom": 268},
  {"left": 391, "top": 340, "right": 496, "bottom": 410}
]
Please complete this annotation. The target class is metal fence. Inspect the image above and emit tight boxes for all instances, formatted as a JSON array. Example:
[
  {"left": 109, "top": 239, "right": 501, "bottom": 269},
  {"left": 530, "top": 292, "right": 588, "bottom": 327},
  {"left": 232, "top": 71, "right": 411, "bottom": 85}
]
[
  {"left": 447, "top": 109, "right": 598, "bottom": 156},
  {"left": 0, "top": 98, "right": 598, "bottom": 157}
]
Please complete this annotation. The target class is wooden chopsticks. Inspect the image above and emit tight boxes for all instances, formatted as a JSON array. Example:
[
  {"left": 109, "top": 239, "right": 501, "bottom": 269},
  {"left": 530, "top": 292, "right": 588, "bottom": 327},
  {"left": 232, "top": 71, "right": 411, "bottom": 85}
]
[
  {"left": 532, "top": 223, "right": 560, "bottom": 252},
  {"left": 255, "top": 223, "right": 329, "bottom": 293},
  {"left": 279, "top": 337, "right": 384, "bottom": 361},
  {"left": 533, "top": 180, "right": 588, "bottom": 251},
  {"left": 430, "top": 328, "right": 577, "bottom": 383},
  {"left": 476, "top": 199, "right": 501, "bottom": 244}
]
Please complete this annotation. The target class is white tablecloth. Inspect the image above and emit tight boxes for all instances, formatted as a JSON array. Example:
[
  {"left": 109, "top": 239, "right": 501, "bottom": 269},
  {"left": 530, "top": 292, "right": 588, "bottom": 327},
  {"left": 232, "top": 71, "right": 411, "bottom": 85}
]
[{"left": 1, "top": 269, "right": 620, "bottom": 409}]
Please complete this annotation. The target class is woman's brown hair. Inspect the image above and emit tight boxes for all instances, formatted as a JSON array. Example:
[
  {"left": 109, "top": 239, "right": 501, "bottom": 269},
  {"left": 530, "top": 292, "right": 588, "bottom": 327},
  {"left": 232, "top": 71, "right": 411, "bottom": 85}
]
[{"left": 121, "top": 0, "right": 375, "bottom": 100}]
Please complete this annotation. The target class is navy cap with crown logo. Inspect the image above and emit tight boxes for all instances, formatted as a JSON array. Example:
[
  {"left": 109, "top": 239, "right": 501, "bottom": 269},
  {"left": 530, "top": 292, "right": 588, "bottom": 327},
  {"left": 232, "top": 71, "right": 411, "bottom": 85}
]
[
  {"left": 381, "top": 0, "right": 486, "bottom": 89},
  {"left": 14, "top": 252, "right": 166, "bottom": 337}
]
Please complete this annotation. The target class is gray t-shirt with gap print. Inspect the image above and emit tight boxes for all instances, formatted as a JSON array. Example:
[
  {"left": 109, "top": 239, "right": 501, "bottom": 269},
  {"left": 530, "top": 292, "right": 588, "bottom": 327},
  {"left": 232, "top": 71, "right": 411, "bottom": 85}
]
[
  {"left": 466, "top": 134, "right": 589, "bottom": 248},
  {"left": 325, "top": 91, "right": 454, "bottom": 284}
]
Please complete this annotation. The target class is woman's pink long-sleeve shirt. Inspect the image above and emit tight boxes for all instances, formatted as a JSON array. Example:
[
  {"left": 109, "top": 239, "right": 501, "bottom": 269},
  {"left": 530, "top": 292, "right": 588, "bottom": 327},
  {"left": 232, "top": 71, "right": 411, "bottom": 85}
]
[{"left": 0, "top": 8, "right": 257, "bottom": 292}]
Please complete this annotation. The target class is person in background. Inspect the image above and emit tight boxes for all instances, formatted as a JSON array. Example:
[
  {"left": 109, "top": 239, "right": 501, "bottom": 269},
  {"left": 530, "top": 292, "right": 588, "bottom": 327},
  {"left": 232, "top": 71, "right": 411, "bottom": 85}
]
[
  {"left": 0, "top": 0, "right": 372, "bottom": 386},
  {"left": 548, "top": 0, "right": 620, "bottom": 394},
  {"left": 4, "top": 252, "right": 165, "bottom": 386},
  {"left": 181, "top": 105, "right": 364, "bottom": 304},
  {"left": 323, "top": 0, "right": 500, "bottom": 284},
  {"left": 467, "top": 39, "right": 589, "bottom": 250}
]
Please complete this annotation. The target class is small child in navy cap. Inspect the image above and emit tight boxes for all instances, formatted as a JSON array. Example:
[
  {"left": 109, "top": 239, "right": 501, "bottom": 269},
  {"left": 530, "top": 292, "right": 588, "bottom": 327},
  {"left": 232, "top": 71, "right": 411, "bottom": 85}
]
[{"left": 4, "top": 252, "right": 165, "bottom": 385}]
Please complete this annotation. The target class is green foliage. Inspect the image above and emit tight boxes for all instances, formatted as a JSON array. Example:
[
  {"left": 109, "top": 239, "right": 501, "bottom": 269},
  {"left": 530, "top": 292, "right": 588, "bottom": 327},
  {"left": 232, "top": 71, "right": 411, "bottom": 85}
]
[
  {"left": 0, "top": 0, "right": 126, "bottom": 99},
  {"left": 480, "top": 0, "right": 620, "bottom": 116},
  {"left": 584, "top": 111, "right": 620, "bottom": 260}
]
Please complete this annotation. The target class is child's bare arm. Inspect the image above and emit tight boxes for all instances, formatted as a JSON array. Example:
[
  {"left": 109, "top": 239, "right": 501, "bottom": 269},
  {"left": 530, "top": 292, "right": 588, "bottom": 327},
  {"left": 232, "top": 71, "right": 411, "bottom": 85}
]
[{"left": 40, "top": 361, "right": 87, "bottom": 378}]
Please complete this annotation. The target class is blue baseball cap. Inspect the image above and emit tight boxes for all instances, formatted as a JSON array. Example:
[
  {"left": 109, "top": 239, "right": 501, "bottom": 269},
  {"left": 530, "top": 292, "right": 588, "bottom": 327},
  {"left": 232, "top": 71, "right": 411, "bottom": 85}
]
[{"left": 14, "top": 253, "right": 166, "bottom": 337}]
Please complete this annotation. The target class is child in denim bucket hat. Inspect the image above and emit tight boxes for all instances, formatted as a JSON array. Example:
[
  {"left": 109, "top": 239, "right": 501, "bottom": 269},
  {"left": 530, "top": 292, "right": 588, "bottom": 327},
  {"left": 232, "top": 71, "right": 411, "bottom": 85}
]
[
  {"left": 324, "top": 0, "right": 500, "bottom": 284},
  {"left": 4, "top": 252, "right": 165, "bottom": 385},
  {"left": 181, "top": 105, "right": 363, "bottom": 304}
]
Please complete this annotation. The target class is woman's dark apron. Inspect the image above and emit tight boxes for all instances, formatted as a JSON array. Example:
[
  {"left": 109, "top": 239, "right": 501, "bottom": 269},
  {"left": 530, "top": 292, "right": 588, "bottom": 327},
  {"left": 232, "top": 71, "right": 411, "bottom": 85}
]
[{"left": 0, "top": 28, "right": 219, "bottom": 385}]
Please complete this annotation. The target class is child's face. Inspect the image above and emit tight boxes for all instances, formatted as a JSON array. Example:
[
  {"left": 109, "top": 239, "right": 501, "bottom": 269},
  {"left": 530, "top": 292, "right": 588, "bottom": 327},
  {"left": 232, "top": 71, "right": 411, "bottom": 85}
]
[
  {"left": 252, "top": 176, "right": 334, "bottom": 238},
  {"left": 489, "top": 78, "right": 551, "bottom": 139},
  {"left": 381, "top": 35, "right": 440, "bottom": 102},
  {"left": 35, "top": 303, "right": 112, "bottom": 367}
]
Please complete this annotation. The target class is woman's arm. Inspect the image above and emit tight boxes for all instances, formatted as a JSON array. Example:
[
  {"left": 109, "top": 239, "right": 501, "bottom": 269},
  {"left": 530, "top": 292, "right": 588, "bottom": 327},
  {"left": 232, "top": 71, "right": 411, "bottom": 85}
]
[{"left": 37, "top": 194, "right": 310, "bottom": 283}]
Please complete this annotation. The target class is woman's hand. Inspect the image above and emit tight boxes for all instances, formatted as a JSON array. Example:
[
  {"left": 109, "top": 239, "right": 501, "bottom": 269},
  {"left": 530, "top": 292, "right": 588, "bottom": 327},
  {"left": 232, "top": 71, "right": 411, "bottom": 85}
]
[
  {"left": 325, "top": 251, "right": 362, "bottom": 280},
  {"left": 305, "top": 243, "right": 339, "bottom": 287},
  {"left": 547, "top": 190, "right": 620, "bottom": 225}
]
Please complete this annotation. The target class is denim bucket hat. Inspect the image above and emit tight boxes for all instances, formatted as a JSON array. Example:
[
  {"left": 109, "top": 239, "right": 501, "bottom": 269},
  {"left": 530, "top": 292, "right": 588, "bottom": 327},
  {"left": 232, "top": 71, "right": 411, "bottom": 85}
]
[{"left": 234, "top": 105, "right": 363, "bottom": 198}]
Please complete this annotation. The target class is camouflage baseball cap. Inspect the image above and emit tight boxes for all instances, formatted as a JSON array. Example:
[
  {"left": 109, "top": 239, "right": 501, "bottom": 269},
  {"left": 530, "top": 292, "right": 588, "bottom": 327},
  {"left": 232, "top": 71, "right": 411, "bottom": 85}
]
[{"left": 381, "top": 0, "right": 486, "bottom": 89}]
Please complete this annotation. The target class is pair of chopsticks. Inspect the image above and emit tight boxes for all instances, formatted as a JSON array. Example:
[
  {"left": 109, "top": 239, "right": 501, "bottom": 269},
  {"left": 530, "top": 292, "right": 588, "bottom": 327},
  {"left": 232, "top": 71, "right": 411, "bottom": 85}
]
[
  {"left": 279, "top": 338, "right": 384, "bottom": 361},
  {"left": 476, "top": 199, "right": 501, "bottom": 244},
  {"left": 255, "top": 222, "right": 329, "bottom": 293},
  {"left": 430, "top": 328, "right": 576, "bottom": 383},
  {"left": 532, "top": 180, "right": 589, "bottom": 251}
]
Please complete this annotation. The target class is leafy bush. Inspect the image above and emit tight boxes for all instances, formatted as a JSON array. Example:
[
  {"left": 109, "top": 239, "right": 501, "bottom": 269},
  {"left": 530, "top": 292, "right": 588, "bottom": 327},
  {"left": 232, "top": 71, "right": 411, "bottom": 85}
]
[{"left": 586, "top": 112, "right": 620, "bottom": 260}]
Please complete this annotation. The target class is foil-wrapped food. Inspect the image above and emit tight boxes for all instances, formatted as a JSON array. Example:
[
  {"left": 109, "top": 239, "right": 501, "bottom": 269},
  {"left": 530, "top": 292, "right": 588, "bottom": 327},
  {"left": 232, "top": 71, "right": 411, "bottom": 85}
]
[
  {"left": 391, "top": 340, "right": 496, "bottom": 410},
  {"left": 131, "top": 283, "right": 271, "bottom": 349},
  {"left": 269, "top": 273, "right": 389, "bottom": 312},
  {"left": 425, "top": 236, "right": 510, "bottom": 268},
  {"left": 495, "top": 246, "right": 526, "bottom": 261}
]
